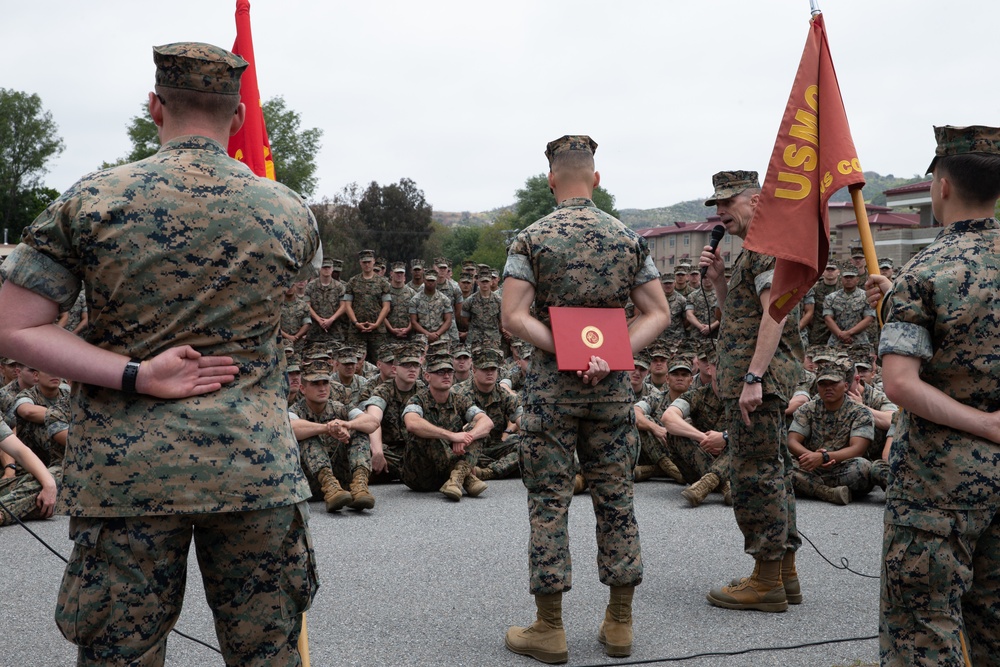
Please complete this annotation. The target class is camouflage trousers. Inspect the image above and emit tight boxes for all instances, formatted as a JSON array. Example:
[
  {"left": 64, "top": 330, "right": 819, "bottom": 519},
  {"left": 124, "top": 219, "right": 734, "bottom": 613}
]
[
  {"left": 402, "top": 432, "right": 482, "bottom": 492},
  {"left": 881, "top": 501, "right": 1000, "bottom": 667},
  {"left": 55, "top": 502, "right": 318, "bottom": 667},
  {"left": 478, "top": 435, "right": 521, "bottom": 478},
  {"left": 299, "top": 432, "right": 371, "bottom": 495},
  {"left": 519, "top": 401, "right": 642, "bottom": 595},
  {"left": 0, "top": 466, "right": 61, "bottom": 525},
  {"left": 792, "top": 457, "right": 875, "bottom": 498},
  {"left": 346, "top": 328, "right": 385, "bottom": 364},
  {"left": 374, "top": 439, "right": 406, "bottom": 482},
  {"left": 724, "top": 397, "right": 800, "bottom": 561},
  {"left": 666, "top": 435, "right": 732, "bottom": 484}
]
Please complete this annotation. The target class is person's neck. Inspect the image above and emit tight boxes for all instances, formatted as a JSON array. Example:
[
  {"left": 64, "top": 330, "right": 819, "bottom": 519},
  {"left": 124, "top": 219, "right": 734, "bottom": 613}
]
[
  {"left": 429, "top": 386, "right": 450, "bottom": 403},
  {"left": 306, "top": 397, "right": 327, "bottom": 414},
  {"left": 320, "top": 276, "right": 333, "bottom": 286},
  {"left": 823, "top": 396, "right": 845, "bottom": 412},
  {"left": 38, "top": 384, "right": 60, "bottom": 399},
  {"left": 361, "top": 270, "right": 374, "bottom": 279},
  {"left": 338, "top": 374, "right": 353, "bottom": 385},
  {"left": 939, "top": 201, "right": 998, "bottom": 225},
  {"left": 395, "top": 376, "right": 416, "bottom": 392}
]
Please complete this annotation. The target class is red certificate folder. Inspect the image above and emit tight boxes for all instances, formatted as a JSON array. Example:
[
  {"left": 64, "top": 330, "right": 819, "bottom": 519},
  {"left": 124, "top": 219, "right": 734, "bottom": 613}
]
[{"left": 548, "top": 307, "right": 635, "bottom": 372}]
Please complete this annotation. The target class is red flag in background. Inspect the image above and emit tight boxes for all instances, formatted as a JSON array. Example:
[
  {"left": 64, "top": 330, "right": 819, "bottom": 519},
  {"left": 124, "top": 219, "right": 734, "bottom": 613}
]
[
  {"left": 742, "top": 13, "right": 864, "bottom": 322},
  {"left": 228, "top": 0, "right": 275, "bottom": 180}
]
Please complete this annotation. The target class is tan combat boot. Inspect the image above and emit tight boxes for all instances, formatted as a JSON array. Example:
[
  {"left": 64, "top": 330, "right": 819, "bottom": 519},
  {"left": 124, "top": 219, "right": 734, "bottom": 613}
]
[
  {"left": 656, "top": 456, "right": 685, "bottom": 484},
  {"left": 440, "top": 464, "right": 464, "bottom": 501},
  {"left": 707, "top": 559, "right": 787, "bottom": 612},
  {"left": 720, "top": 480, "right": 733, "bottom": 505},
  {"left": 505, "top": 593, "right": 568, "bottom": 664},
  {"left": 781, "top": 549, "right": 802, "bottom": 604},
  {"left": 572, "top": 474, "right": 587, "bottom": 495},
  {"left": 814, "top": 483, "right": 851, "bottom": 505},
  {"left": 633, "top": 464, "right": 657, "bottom": 482},
  {"left": 681, "top": 472, "right": 720, "bottom": 507},
  {"left": 349, "top": 467, "right": 375, "bottom": 510},
  {"left": 598, "top": 585, "right": 634, "bottom": 657},
  {"left": 318, "top": 468, "right": 352, "bottom": 512},
  {"left": 458, "top": 460, "right": 488, "bottom": 497},
  {"left": 472, "top": 465, "right": 495, "bottom": 481}
]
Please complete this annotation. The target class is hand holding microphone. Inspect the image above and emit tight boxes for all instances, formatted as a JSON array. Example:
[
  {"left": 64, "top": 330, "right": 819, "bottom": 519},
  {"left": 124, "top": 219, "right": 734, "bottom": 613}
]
[{"left": 700, "top": 225, "right": 727, "bottom": 279}]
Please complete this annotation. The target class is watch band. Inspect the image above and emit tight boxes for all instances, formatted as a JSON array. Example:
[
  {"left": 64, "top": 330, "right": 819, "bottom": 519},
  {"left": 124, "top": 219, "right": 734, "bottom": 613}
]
[{"left": 122, "top": 359, "right": 142, "bottom": 394}]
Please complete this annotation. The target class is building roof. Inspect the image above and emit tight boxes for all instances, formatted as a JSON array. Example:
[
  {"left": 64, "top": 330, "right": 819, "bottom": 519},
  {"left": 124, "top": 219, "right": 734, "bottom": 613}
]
[
  {"left": 637, "top": 216, "right": 724, "bottom": 238},
  {"left": 828, "top": 201, "right": 892, "bottom": 213},
  {"left": 882, "top": 180, "right": 931, "bottom": 196},
  {"left": 835, "top": 212, "right": 920, "bottom": 229}
]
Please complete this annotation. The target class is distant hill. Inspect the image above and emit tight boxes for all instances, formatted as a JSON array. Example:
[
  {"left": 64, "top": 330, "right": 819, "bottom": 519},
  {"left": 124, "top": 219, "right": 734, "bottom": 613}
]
[{"left": 434, "top": 171, "right": 929, "bottom": 231}]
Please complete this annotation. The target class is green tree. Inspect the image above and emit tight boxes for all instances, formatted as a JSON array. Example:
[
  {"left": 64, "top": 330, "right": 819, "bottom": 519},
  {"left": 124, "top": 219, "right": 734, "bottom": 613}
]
[
  {"left": 311, "top": 182, "right": 364, "bottom": 274},
  {"left": 469, "top": 211, "right": 517, "bottom": 270},
  {"left": 442, "top": 225, "right": 481, "bottom": 266},
  {"left": 355, "top": 178, "right": 434, "bottom": 265},
  {"left": 263, "top": 96, "right": 323, "bottom": 198},
  {"left": 0, "top": 89, "right": 65, "bottom": 240},
  {"left": 513, "top": 174, "right": 619, "bottom": 229}
]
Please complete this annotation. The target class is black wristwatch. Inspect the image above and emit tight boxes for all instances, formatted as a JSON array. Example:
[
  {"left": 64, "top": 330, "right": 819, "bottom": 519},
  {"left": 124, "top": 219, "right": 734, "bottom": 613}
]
[
  {"left": 722, "top": 431, "right": 729, "bottom": 444},
  {"left": 743, "top": 372, "right": 764, "bottom": 384},
  {"left": 4, "top": 463, "right": 16, "bottom": 472},
  {"left": 821, "top": 451, "right": 831, "bottom": 464}
]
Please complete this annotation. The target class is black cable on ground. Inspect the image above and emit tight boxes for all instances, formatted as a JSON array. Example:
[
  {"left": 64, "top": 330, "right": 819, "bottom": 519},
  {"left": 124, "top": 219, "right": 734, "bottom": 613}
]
[
  {"left": 567, "top": 633, "right": 878, "bottom": 666},
  {"left": 0, "top": 497, "right": 223, "bottom": 656}
]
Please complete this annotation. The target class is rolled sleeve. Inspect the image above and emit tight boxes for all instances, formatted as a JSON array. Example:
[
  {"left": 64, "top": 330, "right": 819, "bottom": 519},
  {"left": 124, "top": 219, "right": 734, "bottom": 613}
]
[
  {"left": 754, "top": 269, "right": 775, "bottom": 297},
  {"left": 879, "top": 322, "right": 933, "bottom": 361},
  {"left": 465, "top": 405, "right": 484, "bottom": 423},
  {"left": 401, "top": 404, "right": 424, "bottom": 418},
  {"left": 0, "top": 244, "right": 81, "bottom": 311},
  {"left": 503, "top": 253, "right": 535, "bottom": 285},
  {"left": 635, "top": 255, "right": 661, "bottom": 287},
  {"left": 668, "top": 398, "right": 692, "bottom": 420}
]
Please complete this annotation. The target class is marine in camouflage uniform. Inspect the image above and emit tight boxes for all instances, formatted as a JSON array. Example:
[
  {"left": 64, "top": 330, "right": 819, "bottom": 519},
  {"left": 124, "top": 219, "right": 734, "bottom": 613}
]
[
  {"left": 343, "top": 249, "right": 392, "bottom": 360},
  {"left": 329, "top": 347, "right": 368, "bottom": 409},
  {"left": 503, "top": 135, "right": 670, "bottom": 662},
  {"left": 305, "top": 258, "right": 346, "bottom": 354},
  {"left": 362, "top": 345, "right": 425, "bottom": 480},
  {"left": 385, "top": 262, "right": 416, "bottom": 343},
  {"left": 12, "top": 371, "right": 69, "bottom": 467},
  {"left": 456, "top": 347, "right": 522, "bottom": 480},
  {"left": 703, "top": 170, "right": 802, "bottom": 613},
  {"left": 656, "top": 273, "right": 688, "bottom": 348},
  {"left": 0, "top": 43, "right": 319, "bottom": 666},
  {"left": 408, "top": 274, "right": 454, "bottom": 344},
  {"left": 433, "top": 260, "right": 463, "bottom": 342},
  {"left": 279, "top": 287, "right": 312, "bottom": 358},
  {"left": 461, "top": 273, "right": 504, "bottom": 351},
  {"left": 0, "top": 407, "right": 63, "bottom": 526},
  {"left": 788, "top": 361, "right": 875, "bottom": 502},
  {"left": 685, "top": 282, "right": 720, "bottom": 340},
  {"left": 878, "top": 125, "right": 1000, "bottom": 667},
  {"left": 803, "top": 262, "right": 840, "bottom": 346},
  {"left": 289, "top": 384, "right": 374, "bottom": 506},
  {"left": 822, "top": 263, "right": 875, "bottom": 348},
  {"left": 400, "top": 353, "right": 492, "bottom": 493}
]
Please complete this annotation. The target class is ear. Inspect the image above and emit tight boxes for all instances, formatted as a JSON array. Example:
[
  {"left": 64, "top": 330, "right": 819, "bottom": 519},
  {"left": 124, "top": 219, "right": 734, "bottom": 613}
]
[
  {"left": 229, "top": 102, "right": 247, "bottom": 136},
  {"left": 547, "top": 171, "right": 556, "bottom": 192},
  {"left": 593, "top": 170, "right": 601, "bottom": 189},
  {"left": 749, "top": 192, "right": 760, "bottom": 207},
  {"left": 148, "top": 92, "right": 164, "bottom": 127},
  {"left": 938, "top": 175, "right": 951, "bottom": 200}
]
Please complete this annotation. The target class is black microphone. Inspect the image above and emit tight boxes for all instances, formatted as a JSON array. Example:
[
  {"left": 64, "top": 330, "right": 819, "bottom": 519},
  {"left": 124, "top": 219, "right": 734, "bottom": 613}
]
[{"left": 701, "top": 225, "right": 727, "bottom": 278}]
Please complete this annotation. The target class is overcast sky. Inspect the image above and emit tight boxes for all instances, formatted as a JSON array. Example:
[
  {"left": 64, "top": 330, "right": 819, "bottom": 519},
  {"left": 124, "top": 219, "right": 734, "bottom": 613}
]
[{"left": 5, "top": 1, "right": 998, "bottom": 214}]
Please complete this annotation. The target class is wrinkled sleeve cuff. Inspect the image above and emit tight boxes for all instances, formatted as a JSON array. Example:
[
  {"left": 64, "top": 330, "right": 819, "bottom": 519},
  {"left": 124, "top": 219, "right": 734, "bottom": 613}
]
[
  {"left": 0, "top": 244, "right": 80, "bottom": 311},
  {"left": 879, "top": 322, "right": 933, "bottom": 361},
  {"left": 503, "top": 254, "right": 535, "bottom": 286}
]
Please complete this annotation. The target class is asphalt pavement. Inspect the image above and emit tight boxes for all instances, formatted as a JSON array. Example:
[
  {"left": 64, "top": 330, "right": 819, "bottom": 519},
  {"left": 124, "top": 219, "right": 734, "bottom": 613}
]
[{"left": 0, "top": 477, "right": 883, "bottom": 667}]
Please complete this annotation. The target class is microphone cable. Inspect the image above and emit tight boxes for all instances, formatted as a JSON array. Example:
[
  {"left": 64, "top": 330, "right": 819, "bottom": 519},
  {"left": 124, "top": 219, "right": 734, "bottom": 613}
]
[{"left": 0, "top": 496, "right": 223, "bottom": 656}]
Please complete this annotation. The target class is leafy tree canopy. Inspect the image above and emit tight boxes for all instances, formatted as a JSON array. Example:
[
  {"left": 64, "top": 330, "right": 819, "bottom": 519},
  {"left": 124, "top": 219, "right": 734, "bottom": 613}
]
[
  {"left": 513, "top": 174, "right": 619, "bottom": 229},
  {"left": 0, "top": 88, "right": 65, "bottom": 240}
]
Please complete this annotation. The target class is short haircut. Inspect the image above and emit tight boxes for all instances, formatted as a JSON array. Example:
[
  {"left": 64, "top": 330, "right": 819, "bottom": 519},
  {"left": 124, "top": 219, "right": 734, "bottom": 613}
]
[
  {"left": 155, "top": 85, "right": 240, "bottom": 123},
  {"left": 936, "top": 154, "right": 1000, "bottom": 205},
  {"left": 550, "top": 149, "right": 595, "bottom": 177}
]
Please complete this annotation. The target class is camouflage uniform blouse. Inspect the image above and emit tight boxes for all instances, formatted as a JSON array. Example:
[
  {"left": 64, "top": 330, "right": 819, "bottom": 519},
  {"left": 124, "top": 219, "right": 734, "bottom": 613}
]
[
  {"left": 408, "top": 289, "right": 453, "bottom": 335},
  {"left": 454, "top": 381, "right": 522, "bottom": 445},
  {"left": 279, "top": 296, "right": 312, "bottom": 336},
  {"left": 13, "top": 384, "right": 70, "bottom": 467},
  {"left": 0, "top": 135, "right": 320, "bottom": 516},
  {"left": 343, "top": 273, "right": 392, "bottom": 331},
  {"left": 685, "top": 285, "right": 719, "bottom": 333},
  {"left": 657, "top": 291, "right": 688, "bottom": 347},
  {"left": 789, "top": 395, "right": 874, "bottom": 452},
  {"left": 716, "top": 249, "right": 802, "bottom": 400},
  {"left": 823, "top": 288, "right": 876, "bottom": 346},
  {"left": 879, "top": 217, "right": 1000, "bottom": 510},
  {"left": 504, "top": 197, "right": 659, "bottom": 404},
  {"left": 462, "top": 290, "right": 503, "bottom": 349},
  {"left": 668, "top": 383, "right": 726, "bottom": 433},
  {"left": 402, "top": 388, "right": 485, "bottom": 437},
  {"left": 363, "top": 380, "right": 424, "bottom": 443},
  {"left": 804, "top": 279, "right": 840, "bottom": 345},
  {"left": 387, "top": 284, "right": 416, "bottom": 330}
]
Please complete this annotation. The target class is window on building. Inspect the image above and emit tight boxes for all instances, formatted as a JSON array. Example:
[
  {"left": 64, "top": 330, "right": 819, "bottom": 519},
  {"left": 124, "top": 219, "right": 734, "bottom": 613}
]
[
  {"left": 669, "top": 237, "right": 675, "bottom": 247},
  {"left": 683, "top": 235, "right": 689, "bottom": 246}
]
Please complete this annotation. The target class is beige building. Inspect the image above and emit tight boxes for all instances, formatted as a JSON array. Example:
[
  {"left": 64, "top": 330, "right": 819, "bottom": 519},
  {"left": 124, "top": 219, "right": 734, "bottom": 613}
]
[{"left": 638, "top": 217, "right": 743, "bottom": 274}]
